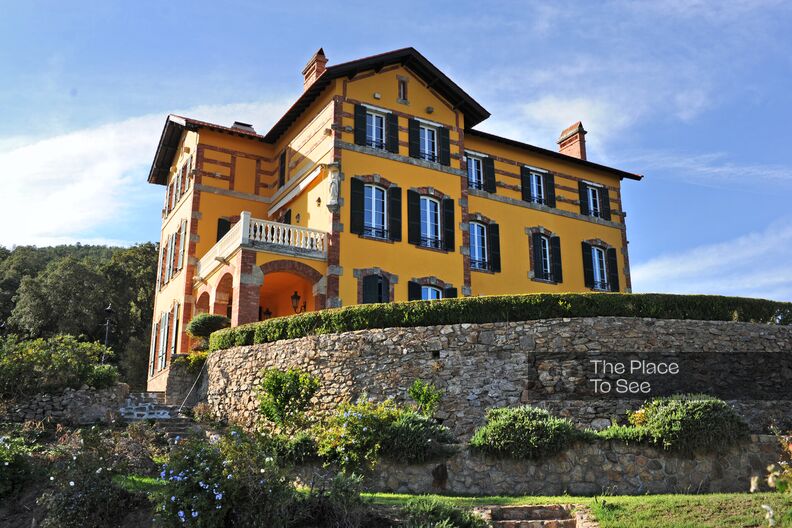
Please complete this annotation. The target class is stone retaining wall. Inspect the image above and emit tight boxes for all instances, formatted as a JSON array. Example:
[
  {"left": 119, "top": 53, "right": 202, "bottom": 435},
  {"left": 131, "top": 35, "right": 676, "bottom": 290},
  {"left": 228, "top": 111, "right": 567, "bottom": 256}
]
[
  {"left": 205, "top": 317, "right": 792, "bottom": 438},
  {"left": 332, "top": 435, "right": 779, "bottom": 496},
  {"left": 1, "top": 383, "right": 129, "bottom": 424}
]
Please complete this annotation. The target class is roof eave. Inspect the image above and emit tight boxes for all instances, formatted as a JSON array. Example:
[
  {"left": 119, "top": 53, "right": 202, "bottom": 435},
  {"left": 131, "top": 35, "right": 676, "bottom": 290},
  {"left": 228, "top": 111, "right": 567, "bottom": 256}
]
[{"left": 466, "top": 128, "right": 643, "bottom": 181}]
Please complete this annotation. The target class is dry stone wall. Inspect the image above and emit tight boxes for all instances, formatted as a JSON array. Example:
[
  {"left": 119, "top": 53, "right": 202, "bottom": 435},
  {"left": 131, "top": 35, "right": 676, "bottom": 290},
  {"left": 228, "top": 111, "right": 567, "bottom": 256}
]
[
  {"left": 329, "top": 435, "right": 779, "bottom": 495},
  {"left": 205, "top": 317, "right": 792, "bottom": 438},
  {"left": 1, "top": 383, "right": 129, "bottom": 424}
]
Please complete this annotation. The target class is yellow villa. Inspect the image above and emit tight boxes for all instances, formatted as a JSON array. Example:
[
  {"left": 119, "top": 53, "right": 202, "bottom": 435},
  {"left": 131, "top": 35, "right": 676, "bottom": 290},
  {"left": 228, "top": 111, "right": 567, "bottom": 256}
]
[{"left": 146, "top": 47, "right": 642, "bottom": 390}]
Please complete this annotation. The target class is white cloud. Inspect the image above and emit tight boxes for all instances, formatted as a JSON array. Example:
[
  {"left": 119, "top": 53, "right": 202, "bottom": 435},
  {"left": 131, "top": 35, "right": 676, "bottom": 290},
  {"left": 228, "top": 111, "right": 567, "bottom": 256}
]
[
  {"left": 632, "top": 218, "right": 792, "bottom": 301},
  {"left": 622, "top": 151, "right": 792, "bottom": 188},
  {"left": 0, "top": 100, "right": 290, "bottom": 248}
]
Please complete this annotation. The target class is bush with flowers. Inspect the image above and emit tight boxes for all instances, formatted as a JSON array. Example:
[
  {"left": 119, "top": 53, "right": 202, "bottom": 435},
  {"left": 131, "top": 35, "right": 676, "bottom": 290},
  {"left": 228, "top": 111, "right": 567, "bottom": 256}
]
[
  {"left": 157, "top": 430, "right": 294, "bottom": 527},
  {"left": 315, "top": 398, "right": 455, "bottom": 473},
  {"left": 37, "top": 436, "right": 146, "bottom": 528},
  {"left": 0, "top": 434, "right": 32, "bottom": 498}
]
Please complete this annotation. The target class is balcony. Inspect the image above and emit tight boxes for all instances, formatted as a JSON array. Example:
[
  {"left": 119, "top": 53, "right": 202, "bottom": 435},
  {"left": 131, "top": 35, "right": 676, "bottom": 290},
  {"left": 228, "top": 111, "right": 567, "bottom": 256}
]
[{"left": 195, "top": 211, "right": 328, "bottom": 282}]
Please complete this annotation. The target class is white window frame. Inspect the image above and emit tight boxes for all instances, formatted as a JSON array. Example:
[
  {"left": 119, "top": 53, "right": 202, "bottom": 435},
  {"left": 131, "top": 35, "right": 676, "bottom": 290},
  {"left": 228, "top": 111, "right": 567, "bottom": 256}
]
[
  {"left": 157, "top": 311, "right": 169, "bottom": 371},
  {"left": 466, "top": 156, "right": 484, "bottom": 190},
  {"left": 539, "top": 235, "right": 552, "bottom": 280},
  {"left": 149, "top": 321, "right": 158, "bottom": 376},
  {"left": 170, "top": 303, "right": 180, "bottom": 356},
  {"left": 421, "top": 285, "right": 442, "bottom": 300},
  {"left": 587, "top": 186, "right": 601, "bottom": 217},
  {"left": 419, "top": 196, "right": 441, "bottom": 248},
  {"left": 591, "top": 246, "right": 608, "bottom": 290},
  {"left": 177, "top": 220, "right": 187, "bottom": 270},
  {"left": 470, "top": 222, "right": 488, "bottom": 271},
  {"left": 365, "top": 110, "right": 386, "bottom": 149},
  {"left": 398, "top": 78, "right": 408, "bottom": 101},
  {"left": 363, "top": 184, "right": 388, "bottom": 238},
  {"left": 530, "top": 173, "right": 545, "bottom": 204},
  {"left": 419, "top": 124, "right": 437, "bottom": 162}
]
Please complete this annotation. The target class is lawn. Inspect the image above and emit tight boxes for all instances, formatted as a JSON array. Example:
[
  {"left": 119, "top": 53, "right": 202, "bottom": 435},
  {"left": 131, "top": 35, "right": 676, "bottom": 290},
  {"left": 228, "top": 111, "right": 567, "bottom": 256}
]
[
  {"left": 367, "top": 491, "right": 792, "bottom": 527},
  {"left": 114, "top": 476, "right": 792, "bottom": 527}
]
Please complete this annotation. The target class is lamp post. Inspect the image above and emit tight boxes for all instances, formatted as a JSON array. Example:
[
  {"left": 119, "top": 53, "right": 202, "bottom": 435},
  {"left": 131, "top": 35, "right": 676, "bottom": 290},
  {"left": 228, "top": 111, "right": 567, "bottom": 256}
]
[
  {"left": 101, "top": 303, "right": 114, "bottom": 363},
  {"left": 291, "top": 291, "right": 306, "bottom": 314}
]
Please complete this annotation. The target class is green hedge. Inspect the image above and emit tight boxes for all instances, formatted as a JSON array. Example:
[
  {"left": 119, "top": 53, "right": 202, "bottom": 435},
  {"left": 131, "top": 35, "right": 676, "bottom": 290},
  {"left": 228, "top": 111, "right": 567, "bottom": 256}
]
[{"left": 209, "top": 293, "right": 792, "bottom": 350}]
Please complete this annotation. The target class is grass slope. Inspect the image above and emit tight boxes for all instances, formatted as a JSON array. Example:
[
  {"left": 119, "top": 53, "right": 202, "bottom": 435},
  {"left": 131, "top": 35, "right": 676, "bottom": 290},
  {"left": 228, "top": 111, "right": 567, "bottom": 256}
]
[{"left": 367, "top": 492, "right": 792, "bottom": 527}]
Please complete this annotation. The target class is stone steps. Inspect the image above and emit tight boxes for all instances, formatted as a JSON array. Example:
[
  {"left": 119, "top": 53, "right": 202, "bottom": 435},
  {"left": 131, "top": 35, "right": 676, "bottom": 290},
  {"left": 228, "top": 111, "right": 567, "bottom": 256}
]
[
  {"left": 478, "top": 505, "right": 580, "bottom": 528},
  {"left": 119, "top": 392, "right": 201, "bottom": 445},
  {"left": 119, "top": 392, "right": 179, "bottom": 421}
]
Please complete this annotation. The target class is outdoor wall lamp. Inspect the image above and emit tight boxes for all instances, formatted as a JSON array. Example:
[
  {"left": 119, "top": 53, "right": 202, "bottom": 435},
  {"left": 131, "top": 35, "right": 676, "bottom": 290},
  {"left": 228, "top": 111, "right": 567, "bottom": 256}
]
[{"left": 291, "top": 291, "right": 307, "bottom": 314}]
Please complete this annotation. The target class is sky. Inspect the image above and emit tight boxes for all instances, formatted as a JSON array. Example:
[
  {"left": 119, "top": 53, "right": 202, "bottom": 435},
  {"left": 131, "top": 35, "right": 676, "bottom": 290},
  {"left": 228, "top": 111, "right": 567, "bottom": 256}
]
[{"left": 1, "top": 1, "right": 791, "bottom": 300}]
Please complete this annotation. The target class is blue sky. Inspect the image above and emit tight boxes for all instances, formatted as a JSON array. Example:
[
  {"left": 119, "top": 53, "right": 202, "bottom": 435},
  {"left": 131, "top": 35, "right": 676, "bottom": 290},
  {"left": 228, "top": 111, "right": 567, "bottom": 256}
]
[{"left": 1, "top": 1, "right": 791, "bottom": 300}]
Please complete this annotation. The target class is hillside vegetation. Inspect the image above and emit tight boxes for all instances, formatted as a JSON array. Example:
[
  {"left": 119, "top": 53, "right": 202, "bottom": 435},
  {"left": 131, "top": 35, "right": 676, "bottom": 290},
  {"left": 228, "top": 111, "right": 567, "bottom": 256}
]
[{"left": 0, "top": 243, "right": 157, "bottom": 389}]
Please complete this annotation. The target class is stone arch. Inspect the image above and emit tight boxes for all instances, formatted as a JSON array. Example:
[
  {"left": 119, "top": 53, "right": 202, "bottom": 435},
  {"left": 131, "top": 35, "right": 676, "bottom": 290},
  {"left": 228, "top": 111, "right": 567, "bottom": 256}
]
[
  {"left": 260, "top": 260, "right": 326, "bottom": 310},
  {"left": 195, "top": 291, "right": 210, "bottom": 315},
  {"left": 214, "top": 272, "right": 234, "bottom": 318}
]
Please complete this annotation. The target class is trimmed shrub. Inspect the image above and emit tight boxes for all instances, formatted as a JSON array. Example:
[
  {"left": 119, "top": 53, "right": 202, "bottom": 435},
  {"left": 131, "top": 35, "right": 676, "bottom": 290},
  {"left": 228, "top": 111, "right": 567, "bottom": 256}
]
[
  {"left": 210, "top": 293, "right": 792, "bottom": 350},
  {"left": 157, "top": 431, "right": 294, "bottom": 527},
  {"left": 186, "top": 313, "right": 231, "bottom": 339},
  {"left": 256, "top": 368, "right": 320, "bottom": 432},
  {"left": 0, "top": 334, "right": 114, "bottom": 398},
  {"left": 408, "top": 379, "right": 443, "bottom": 416},
  {"left": 0, "top": 435, "right": 32, "bottom": 498},
  {"left": 629, "top": 394, "right": 749, "bottom": 452},
  {"left": 402, "top": 497, "right": 486, "bottom": 528},
  {"left": 316, "top": 398, "right": 455, "bottom": 472},
  {"left": 469, "top": 406, "right": 582, "bottom": 460}
]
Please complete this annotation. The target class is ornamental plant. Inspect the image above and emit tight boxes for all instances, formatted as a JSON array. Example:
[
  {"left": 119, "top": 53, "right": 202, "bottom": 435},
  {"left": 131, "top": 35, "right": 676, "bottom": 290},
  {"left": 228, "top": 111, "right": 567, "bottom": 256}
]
[
  {"left": 186, "top": 314, "right": 231, "bottom": 340},
  {"left": 469, "top": 405, "right": 581, "bottom": 460},
  {"left": 630, "top": 394, "right": 749, "bottom": 452},
  {"left": 408, "top": 378, "right": 443, "bottom": 416},
  {"left": 256, "top": 368, "right": 320, "bottom": 432},
  {"left": 315, "top": 398, "right": 455, "bottom": 473}
]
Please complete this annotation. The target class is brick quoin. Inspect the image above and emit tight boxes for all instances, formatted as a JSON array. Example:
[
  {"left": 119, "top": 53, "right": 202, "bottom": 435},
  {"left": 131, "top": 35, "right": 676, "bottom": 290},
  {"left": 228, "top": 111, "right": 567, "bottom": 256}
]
[{"left": 233, "top": 249, "right": 261, "bottom": 326}]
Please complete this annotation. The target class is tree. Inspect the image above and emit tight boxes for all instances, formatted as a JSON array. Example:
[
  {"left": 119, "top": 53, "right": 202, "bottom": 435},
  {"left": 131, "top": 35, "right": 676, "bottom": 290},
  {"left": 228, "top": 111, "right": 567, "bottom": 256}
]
[{"left": 10, "top": 257, "right": 108, "bottom": 339}]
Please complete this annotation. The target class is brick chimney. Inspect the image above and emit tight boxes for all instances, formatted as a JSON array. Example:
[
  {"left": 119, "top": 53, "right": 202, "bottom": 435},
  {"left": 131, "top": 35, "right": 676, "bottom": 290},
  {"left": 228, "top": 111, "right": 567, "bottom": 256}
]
[
  {"left": 302, "top": 48, "right": 328, "bottom": 92},
  {"left": 557, "top": 121, "right": 587, "bottom": 160}
]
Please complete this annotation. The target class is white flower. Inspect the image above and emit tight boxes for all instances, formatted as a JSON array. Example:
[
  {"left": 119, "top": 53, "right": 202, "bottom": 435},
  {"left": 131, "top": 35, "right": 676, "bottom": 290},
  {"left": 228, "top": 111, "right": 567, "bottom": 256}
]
[
  {"left": 69, "top": 481, "right": 75, "bottom": 487},
  {"left": 763, "top": 504, "right": 775, "bottom": 527},
  {"left": 50, "top": 476, "right": 54, "bottom": 481}
]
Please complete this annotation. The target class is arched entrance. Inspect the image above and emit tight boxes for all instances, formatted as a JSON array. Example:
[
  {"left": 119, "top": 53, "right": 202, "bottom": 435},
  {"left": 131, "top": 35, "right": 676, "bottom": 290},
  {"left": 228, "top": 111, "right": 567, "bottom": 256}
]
[
  {"left": 195, "top": 291, "right": 210, "bottom": 315},
  {"left": 258, "top": 260, "right": 325, "bottom": 319},
  {"left": 214, "top": 273, "right": 234, "bottom": 319}
]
